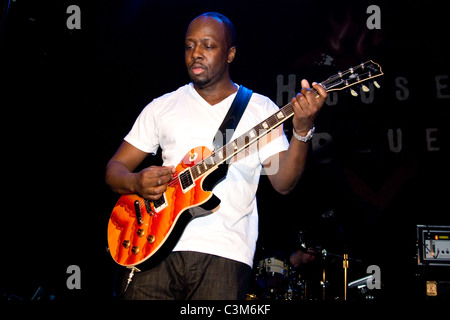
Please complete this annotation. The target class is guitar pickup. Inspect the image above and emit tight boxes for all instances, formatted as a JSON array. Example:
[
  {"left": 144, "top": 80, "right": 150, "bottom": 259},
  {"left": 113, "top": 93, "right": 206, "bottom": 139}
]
[
  {"left": 179, "top": 168, "right": 195, "bottom": 193},
  {"left": 153, "top": 192, "right": 168, "bottom": 213},
  {"left": 144, "top": 199, "right": 153, "bottom": 215}
]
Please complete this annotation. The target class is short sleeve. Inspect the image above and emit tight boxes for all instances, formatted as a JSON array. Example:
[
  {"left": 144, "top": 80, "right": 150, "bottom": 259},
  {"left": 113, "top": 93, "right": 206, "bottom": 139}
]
[{"left": 124, "top": 101, "right": 160, "bottom": 154}]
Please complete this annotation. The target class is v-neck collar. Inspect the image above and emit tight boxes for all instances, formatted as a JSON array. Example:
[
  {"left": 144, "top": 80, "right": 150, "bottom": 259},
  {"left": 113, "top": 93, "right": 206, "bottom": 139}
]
[{"left": 188, "top": 82, "right": 239, "bottom": 107}]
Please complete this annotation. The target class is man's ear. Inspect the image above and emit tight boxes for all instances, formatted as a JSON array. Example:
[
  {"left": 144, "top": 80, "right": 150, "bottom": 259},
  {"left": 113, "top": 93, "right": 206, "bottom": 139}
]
[{"left": 227, "top": 46, "right": 236, "bottom": 63}]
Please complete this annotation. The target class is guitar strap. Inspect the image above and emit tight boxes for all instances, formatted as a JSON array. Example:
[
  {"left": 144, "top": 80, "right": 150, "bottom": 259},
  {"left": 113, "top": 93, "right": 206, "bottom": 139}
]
[
  {"left": 190, "top": 85, "right": 253, "bottom": 217},
  {"left": 213, "top": 85, "right": 253, "bottom": 150}
]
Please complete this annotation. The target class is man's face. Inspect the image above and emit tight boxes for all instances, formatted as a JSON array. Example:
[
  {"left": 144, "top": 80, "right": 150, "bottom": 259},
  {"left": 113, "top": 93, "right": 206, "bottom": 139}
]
[{"left": 185, "top": 16, "right": 234, "bottom": 89}]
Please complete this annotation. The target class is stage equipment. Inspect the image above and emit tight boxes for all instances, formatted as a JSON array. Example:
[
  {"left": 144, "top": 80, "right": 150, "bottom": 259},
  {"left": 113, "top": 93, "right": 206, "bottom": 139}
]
[
  {"left": 348, "top": 275, "right": 377, "bottom": 301},
  {"left": 343, "top": 253, "right": 349, "bottom": 300},
  {"left": 416, "top": 225, "right": 450, "bottom": 300},
  {"left": 416, "top": 225, "right": 450, "bottom": 266},
  {"left": 256, "top": 256, "right": 290, "bottom": 290}
]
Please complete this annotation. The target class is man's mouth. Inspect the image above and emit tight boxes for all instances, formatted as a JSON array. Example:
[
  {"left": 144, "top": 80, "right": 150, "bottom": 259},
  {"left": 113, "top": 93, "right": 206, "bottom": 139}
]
[
  {"left": 192, "top": 68, "right": 204, "bottom": 75},
  {"left": 191, "top": 64, "right": 206, "bottom": 75}
]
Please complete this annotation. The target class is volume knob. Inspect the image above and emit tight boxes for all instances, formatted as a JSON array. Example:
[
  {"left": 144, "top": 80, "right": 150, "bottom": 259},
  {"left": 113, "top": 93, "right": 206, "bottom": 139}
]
[
  {"left": 147, "top": 235, "right": 156, "bottom": 244},
  {"left": 131, "top": 246, "right": 139, "bottom": 255}
]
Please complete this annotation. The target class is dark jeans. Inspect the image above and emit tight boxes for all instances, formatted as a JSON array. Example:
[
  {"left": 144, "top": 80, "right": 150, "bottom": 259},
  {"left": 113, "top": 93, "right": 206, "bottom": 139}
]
[{"left": 121, "top": 251, "right": 252, "bottom": 300}]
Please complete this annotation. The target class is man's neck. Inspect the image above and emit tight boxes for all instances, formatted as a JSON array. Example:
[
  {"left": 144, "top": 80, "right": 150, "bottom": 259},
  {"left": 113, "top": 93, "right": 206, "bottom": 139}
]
[{"left": 194, "top": 79, "right": 238, "bottom": 106}]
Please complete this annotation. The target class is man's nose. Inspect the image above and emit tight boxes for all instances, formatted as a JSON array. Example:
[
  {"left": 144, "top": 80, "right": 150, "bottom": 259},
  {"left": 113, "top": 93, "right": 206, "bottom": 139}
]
[{"left": 191, "top": 46, "right": 203, "bottom": 60}]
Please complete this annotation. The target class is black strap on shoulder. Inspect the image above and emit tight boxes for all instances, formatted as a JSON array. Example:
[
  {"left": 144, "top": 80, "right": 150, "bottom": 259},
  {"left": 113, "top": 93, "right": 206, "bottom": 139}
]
[
  {"left": 193, "top": 86, "right": 252, "bottom": 215},
  {"left": 213, "top": 85, "right": 253, "bottom": 150}
]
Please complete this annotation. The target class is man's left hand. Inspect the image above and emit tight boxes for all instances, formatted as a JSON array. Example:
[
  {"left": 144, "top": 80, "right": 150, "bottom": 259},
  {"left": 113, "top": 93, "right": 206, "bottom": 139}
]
[{"left": 291, "top": 79, "right": 327, "bottom": 136}]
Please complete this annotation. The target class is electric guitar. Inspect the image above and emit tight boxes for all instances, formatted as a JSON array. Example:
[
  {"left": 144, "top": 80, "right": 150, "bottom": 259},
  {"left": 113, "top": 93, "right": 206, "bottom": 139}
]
[{"left": 107, "top": 60, "right": 383, "bottom": 270}]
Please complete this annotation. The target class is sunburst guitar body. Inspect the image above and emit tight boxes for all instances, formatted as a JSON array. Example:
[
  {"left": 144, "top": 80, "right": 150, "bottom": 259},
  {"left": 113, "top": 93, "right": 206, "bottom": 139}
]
[{"left": 108, "top": 146, "right": 220, "bottom": 268}]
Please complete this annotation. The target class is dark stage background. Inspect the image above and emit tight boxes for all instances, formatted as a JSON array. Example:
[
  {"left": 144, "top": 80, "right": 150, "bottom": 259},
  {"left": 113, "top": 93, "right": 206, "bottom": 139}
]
[{"left": 1, "top": 0, "right": 449, "bottom": 302}]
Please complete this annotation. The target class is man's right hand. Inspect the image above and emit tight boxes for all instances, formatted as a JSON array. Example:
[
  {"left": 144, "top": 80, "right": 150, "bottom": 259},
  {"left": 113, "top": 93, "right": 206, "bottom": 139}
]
[
  {"left": 132, "top": 166, "right": 175, "bottom": 200},
  {"left": 106, "top": 141, "right": 176, "bottom": 199}
]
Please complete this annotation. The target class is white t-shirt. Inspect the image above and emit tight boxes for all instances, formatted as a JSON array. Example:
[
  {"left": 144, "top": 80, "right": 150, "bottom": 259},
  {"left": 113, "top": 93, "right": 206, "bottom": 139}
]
[{"left": 124, "top": 83, "right": 289, "bottom": 267}]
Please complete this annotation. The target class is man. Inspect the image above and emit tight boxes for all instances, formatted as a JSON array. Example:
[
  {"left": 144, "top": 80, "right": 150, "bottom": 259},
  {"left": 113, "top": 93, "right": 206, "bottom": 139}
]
[{"left": 105, "top": 12, "right": 327, "bottom": 300}]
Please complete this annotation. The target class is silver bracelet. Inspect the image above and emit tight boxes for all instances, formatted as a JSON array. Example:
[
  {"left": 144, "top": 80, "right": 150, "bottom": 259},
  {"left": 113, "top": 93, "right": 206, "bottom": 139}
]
[{"left": 293, "top": 126, "right": 315, "bottom": 142}]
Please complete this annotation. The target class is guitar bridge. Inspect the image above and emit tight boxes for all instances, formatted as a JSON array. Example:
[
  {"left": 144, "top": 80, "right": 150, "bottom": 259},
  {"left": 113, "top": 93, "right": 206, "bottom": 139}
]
[
  {"left": 144, "top": 199, "right": 153, "bottom": 215},
  {"left": 179, "top": 168, "right": 195, "bottom": 193}
]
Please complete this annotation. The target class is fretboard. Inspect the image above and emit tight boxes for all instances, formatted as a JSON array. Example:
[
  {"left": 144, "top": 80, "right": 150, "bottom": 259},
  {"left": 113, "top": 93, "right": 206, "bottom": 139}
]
[{"left": 190, "top": 98, "right": 298, "bottom": 180}]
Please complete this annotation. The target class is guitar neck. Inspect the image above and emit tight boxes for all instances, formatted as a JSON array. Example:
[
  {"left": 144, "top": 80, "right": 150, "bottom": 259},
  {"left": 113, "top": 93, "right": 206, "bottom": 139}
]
[
  {"left": 190, "top": 96, "right": 299, "bottom": 181},
  {"left": 190, "top": 60, "right": 383, "bottom": 180}
]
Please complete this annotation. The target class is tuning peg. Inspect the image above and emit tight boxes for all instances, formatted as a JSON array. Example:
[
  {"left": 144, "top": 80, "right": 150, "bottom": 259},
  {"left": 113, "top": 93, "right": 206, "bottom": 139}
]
[
  {"left": 350, "top": 88, "right": 358, "bottom": 97},
  {"left": 373, "top": 81, "right": 381, "bottom": 89},
  {"left": 361, "top": 84, "right": 370, "bottom": 92}
]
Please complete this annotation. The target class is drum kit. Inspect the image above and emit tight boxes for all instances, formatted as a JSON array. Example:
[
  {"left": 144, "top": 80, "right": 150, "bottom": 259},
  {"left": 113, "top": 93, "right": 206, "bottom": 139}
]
[{"left": 247, "top": 226, "right": 376, "bottom": 301}]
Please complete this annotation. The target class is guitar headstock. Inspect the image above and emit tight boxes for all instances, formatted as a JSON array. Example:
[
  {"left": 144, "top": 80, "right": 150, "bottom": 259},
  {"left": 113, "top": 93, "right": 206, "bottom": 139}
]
[{"left": 320, "top": 60, "right": 383, "bottom": 96}]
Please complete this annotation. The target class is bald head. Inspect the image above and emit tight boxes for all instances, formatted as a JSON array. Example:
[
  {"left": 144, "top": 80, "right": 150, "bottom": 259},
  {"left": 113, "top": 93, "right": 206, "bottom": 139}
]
[{"left": 189, "top": 12, "right": 236, "bottom": 49}]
